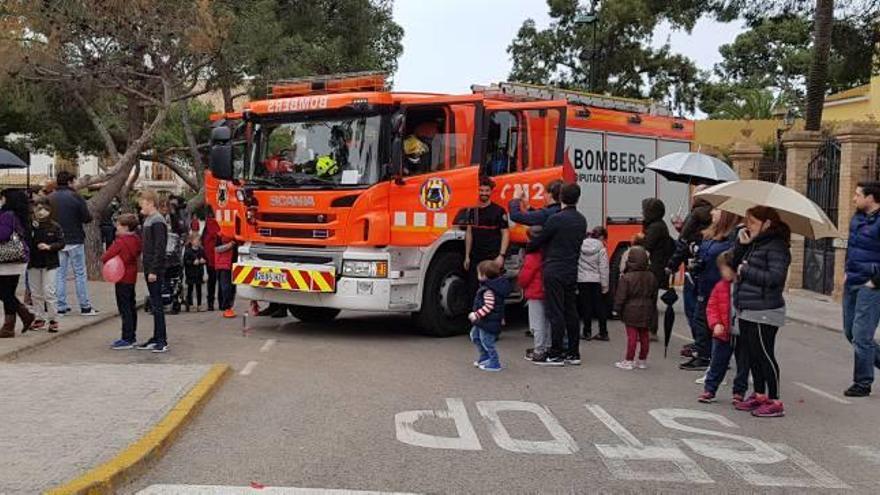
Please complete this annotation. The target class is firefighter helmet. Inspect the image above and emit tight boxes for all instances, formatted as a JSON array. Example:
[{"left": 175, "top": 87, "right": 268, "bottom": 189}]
[
  {"left": 315, "top": 155, "right": 338, "bottom": 178},
  {"left": 404, "top": 135, "right": 428, "bottom": 159}
]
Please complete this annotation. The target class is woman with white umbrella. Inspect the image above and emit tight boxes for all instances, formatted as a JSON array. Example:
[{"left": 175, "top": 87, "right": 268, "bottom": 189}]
[{"left": 731, "top": 206, "right": 792, "bottom": 418}]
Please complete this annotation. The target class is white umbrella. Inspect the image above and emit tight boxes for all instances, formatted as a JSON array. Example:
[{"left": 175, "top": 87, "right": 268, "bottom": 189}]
[
  {"left": 647, "top": 152, "right": 739, "bottom": 185},
  {"left": 695, "top": 180, "right": 841, "bottom": 239}
]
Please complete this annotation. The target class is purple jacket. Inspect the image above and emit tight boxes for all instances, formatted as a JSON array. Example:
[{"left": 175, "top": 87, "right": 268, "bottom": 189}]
[{"left": 0, "top": 211, "right": 29, "bottom": 263}]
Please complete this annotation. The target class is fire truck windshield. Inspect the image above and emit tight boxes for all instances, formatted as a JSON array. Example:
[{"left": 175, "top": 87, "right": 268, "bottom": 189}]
[{"left": 249, "top": 113, "right": 383, "bottom": 187}]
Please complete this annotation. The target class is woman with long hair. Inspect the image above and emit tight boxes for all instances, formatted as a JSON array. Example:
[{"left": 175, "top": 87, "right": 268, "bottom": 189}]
[
  {"left": 0, "top": 189, "right": 35, "bottom": 337},
  {"left": 680, "top": 209, "right": 742, "bottom": 371},
  {"left": 733, "top": 206, "right": 792, "bottom": 418}
]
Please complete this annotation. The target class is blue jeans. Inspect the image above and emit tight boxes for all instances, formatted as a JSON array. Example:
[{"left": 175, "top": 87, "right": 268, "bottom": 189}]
[
  {"left": 704, "top": 336, "right": 750, "bottom": 395},
  {"left": 56, "top": 244, "right": 92, "bottom": 311},
  {"left": 684, "top": 277, "right": 697, "bottom": 338},
  {"left": 691, "top": 296, "right": 711, "bottom": 360},
  {"left": 470, "top": 326, "right": 500, "bottom": 368},
  {"left": 843, "top": 284, "right": 880, "bottom": 387}
]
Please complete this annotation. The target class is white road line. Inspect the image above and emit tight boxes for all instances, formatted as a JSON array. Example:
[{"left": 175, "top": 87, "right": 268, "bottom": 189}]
[
  {"left": 138, "top": 485, "right": 419, "bottom": 494},
  {"left": 239, "top": 361, "right": 259, "bottom": 376},
  {"left": 671, "top": 331, "right": 692, "bottom": 342},
  {"left": 260, "top": 339, "right": 277, "bottom": 353},
  {"left": 847, "top": 445, "right": 880, "bottom": 464},
  {"left": 585, "top": 403, "right": 644, "bottom": 448},
  {"left": 793, "top": 382, "right": 852, "bottom": 405}
]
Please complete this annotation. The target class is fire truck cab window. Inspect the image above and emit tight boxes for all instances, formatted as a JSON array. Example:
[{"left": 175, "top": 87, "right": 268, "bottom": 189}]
[
  {"left": 250, "top": 114, "right": 382, "bottom": 187},
  {"left": 402, "top": 107, "right": 449, "bottom": 176},
  {"left": 483, "top": 111, "right": 522, "bottom": 176}
]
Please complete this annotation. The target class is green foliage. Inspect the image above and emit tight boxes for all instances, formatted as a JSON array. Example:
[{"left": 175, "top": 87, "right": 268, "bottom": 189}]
[
  {"left": 152, "top": 100, "right": 215, "bottom": 153},
  {"left": 507, "top": 0, "right": 721, "bottom": 114},
  {"left": 709, "top": 89, "right": 779, "bottom": 120}
]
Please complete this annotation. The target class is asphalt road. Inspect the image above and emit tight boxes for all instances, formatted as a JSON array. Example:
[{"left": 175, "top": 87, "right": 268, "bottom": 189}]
[{"left": 15, "top": 302, "right": 880, "bottom": 494}]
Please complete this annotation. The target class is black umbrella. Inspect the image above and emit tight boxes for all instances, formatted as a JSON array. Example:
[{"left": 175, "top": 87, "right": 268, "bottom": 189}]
[
  {"left": 660, "top": 284, "right": 678, "bottom": 358},
  {"left": 0, "top": 149, "right": 28, "bottom": 169}
]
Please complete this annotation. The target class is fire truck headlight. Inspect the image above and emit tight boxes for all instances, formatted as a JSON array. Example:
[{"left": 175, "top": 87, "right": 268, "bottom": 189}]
[{"left": 342, "top": 260, "right": 388, "bottom": 278}]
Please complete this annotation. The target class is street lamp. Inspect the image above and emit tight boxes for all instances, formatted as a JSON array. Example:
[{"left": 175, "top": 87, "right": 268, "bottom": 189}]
[{"left": 575, "top": 2, "right": 600, "bottom": 91}]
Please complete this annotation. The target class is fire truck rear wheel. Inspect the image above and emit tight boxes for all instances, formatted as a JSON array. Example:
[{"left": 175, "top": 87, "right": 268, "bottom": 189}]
[
  {"left": 288, "top": 305, "right": 341, "bottom": 323},
  {"left": 414, "top": 250, "right": 469, "bottom": 338}
]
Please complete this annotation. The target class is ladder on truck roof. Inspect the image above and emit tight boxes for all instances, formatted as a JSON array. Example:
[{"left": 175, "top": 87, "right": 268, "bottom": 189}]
[{"left": 472, "top": 81, "right": 671, "bottom": 117}]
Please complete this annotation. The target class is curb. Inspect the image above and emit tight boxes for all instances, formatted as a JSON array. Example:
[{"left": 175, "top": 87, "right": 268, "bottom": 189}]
[
  {"left": 46, "top": 363, "right": 231, "bottom": 495},
  {"left": 786, "top": 314, "right": 842, "bottom": 334},
  {"left": 0, "top": 303, "right": 145, "bottom": 362}
]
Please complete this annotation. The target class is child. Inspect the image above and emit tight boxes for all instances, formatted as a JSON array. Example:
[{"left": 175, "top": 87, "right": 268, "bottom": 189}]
[
  {"left": 613, "top": 246, "right": 657, "bottom": 370},
  {"left": 519, "top": 226, "right": 548, "bottom": 360},
  {"left": 27, "top": 197, "right": 65, "bottom": 333},
  {"left": 469, "top": 260, "right": 511, "bottom": 372},
  {"left": 215, "top": 234, "right": 236, "bottom": 318},
  {"left": 619, "top": 233, "right": 646, "bottom": 275},
  {"left": 102, "top": 214, "right": 143, "bottom": 349},
  {"left": 578, "top": 226, "right": 610, "bottom": 341},
  {"left": 183, "top": 233, "right": 206, "bottom": 312},
  {"left": 136, "top": 190, "right": 169, "bottom": 353},
  {"left": 699, "top": 250, "right": 750, "bottom": 403}
]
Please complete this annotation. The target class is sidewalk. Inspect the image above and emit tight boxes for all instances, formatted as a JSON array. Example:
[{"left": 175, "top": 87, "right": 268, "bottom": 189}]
[
  {"left": 0, "top": 363, "right": 220, "bottom": 494},
  {"left": 785, "top": 288, "right": 842, "bottom": 333},
  {"left": 0, "top": 279, "right": 147, "bottom": 361}
]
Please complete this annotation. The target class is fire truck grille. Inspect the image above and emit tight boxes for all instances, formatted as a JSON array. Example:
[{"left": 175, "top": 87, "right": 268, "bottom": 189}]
[
  {"left": 255, "top": 253, "right": 335, "bottom": 265},
  {"left": 260, "top": 228, "right": 335, "bottom": 240},
  {"left": 258, "top": 213, "right": 335, "bottom": 224}
]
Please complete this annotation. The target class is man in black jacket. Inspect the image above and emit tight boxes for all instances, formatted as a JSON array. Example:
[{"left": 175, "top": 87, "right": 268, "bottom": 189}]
[
  {"left": 528, "top": 183, "right": 587, "bottom": 366},
  {"left": 136, "top": 190, "right": 169, "bottom": 353},
  {"left": 49, "top": 171, "right": 97, "bottom": 316}
]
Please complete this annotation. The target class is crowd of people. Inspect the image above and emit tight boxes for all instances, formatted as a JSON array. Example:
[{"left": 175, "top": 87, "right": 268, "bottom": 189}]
[{"left": 466, "top": 176, "right": 880, "bottom": 418}]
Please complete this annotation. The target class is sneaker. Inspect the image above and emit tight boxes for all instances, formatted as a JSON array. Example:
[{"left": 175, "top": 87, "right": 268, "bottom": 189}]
[
  {"left": 524, "top": 348, "right": 535, "bottom": 361},
  {"left": 565, "top": 354, "right": 582, "bottom": 366},
  {"left": 533, "top": 353, "right": 565, "bottom": 367},
  {"left": 593, "top": 334, "right": 610, "bottom": 342},
  {"left": 111, "top": 339, "right": 135, "bottom": 350},
  {"left": 752, "top": 400, "right": 785, "bottom": 418},
  {"left": 136, "top": 340, "right": 158, "bottom": 351},
  {"left": 57, "top": 308, "right": 70, "bottom": 316},
  {"left": 732, "top": 393, "right": 745, "bottom": 405},
  {"left": 582, "top": 333, "right": 593, "bottom": 341},
  {"left": 698, "top": 391, "right": 717, "bottom": 403},
  {"left": 844, "top": 384, "right": 872, "bottom": 397},
  {"left": 680, "top": 343, "right": 696, "bottom": 358},
  {"left": 80, "top": 307, "right": 100, "bottom": 316},
  {"left": 635, "top": 360, "right": 648, "bottom": 369},
  {"left": 473, "top": 360, "right": 488, "bottom": 368},
  {"left": 47, "top": 321, "right": 59, "bottom": 333},
  {"left": 478, "top": 362, "right": 502, "bottom": 372},
  {"left": 615, "top": 360, "right": 635, "bottom": 370},
  {"left": 151, "top": 344, "right": 169, "bottom": 353},
  {"left": 223, "top": 309, "right": 237, "bottom": 318},
  {"left": 735, "top": 394, "right": 766, "bottom": 412},
  {"left": 31, "top": 319, "right": 46, "bottom": 330},
  {"left": 679, "top": 357, "right": 710, "bottom": 371},
  {"left": 695, "top": 374, "right": 707, "bottom": 384}
]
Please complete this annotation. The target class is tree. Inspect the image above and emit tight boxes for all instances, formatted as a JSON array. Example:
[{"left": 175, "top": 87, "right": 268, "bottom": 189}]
[
  {"left": 710, "top": 89, "right": 780, "bottom": 120},
  {"left": 0, "top": 0, "right": 225, "bottom": 277},
  {"left": 805, "top": 0, "right": 835, "bottom": 131}
]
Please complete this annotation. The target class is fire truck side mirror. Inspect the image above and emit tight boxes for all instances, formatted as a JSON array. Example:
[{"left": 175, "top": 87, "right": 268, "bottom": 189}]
[
  {"left": 210, "top": 126, "right": 233, "bottom": 180},
  {"left": 389, "top": 111, "right": 405, "bottom": 183}
]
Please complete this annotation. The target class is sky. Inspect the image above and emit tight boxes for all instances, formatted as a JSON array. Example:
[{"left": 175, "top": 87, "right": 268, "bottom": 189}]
[{"left": 392, "top": 0, "right": 746, "bottom": 97}]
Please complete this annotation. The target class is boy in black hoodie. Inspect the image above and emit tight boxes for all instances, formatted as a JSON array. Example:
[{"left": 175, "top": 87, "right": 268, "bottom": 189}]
[
  {"left": 28, "top": 197, "right": 65, "bottom": 332},
  {"left": 183, "top": 233, "right": 206, "bottom": 311}
]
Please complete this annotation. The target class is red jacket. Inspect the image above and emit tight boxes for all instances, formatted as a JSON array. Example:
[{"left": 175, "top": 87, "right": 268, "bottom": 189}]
[
  {"left": 202, "top": 217, "right": 221, "bottom": 268},
  {"left": 214, "top": 236, "right": 235, "bottom": 270},
  {"left": 705, "top": 279, "right": 732, "bottom": 342},
  {"left": 518, "top": 251, "right": 544, "bottom": 300},
  {"left": 101, "top": 232, "right": 142, "bottom": 285}
]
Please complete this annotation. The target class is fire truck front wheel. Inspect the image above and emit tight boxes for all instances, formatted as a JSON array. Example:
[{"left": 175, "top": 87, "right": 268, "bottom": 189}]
[
  {"left": 288, "top": 305, "right": 341, "bottom": 323},
  {"left": 414, "top": 250, "right": 469, "bottom": 337}
]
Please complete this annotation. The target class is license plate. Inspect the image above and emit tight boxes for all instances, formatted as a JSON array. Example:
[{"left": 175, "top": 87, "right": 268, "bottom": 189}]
[{"left": 232, "top": 264, "right": 336, "bottom": 293}]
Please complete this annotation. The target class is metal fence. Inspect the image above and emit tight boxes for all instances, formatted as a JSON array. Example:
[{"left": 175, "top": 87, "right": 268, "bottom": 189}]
[{"left": 803, "top": 137, "right": 841, "bottom": 295}]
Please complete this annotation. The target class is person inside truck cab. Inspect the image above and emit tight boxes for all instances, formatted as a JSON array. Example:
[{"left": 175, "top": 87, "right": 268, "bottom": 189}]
[{"left": 402, "top": 135, "right": 430, "bottom": 176}]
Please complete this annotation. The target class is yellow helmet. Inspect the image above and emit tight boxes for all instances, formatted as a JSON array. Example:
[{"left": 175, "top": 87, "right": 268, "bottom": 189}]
[
  {"left": 315, "top": 155, "right": 338, "bottom": 177},
  {"left": 404, "top": 135, "right": 428, "bottom": 157}
]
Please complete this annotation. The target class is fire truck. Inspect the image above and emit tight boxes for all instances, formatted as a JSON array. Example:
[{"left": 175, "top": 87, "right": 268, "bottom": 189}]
[{"left": 206, "top": 73, "right": 693, "bottom": 336}]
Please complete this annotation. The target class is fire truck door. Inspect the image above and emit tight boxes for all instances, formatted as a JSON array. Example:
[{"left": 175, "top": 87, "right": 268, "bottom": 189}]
[
  {"left": 482, "top": 101, "right": 567, "bottom": 244},
  {"left": 388, "top": 97, "right": 483, "bottom": 246}
]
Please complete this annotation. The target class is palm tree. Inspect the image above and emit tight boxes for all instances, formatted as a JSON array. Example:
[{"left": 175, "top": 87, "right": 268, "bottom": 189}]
[
  {"left": 804, "top": 0, "right": 835, "bottom": 131},
  {"left": 712, "top": 89, "right": 778, "bottom": 120}
]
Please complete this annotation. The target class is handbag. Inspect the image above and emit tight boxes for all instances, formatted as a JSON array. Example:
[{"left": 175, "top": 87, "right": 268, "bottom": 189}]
[{"left": 0, "top": 231, "right": 26, "bottom": 264}]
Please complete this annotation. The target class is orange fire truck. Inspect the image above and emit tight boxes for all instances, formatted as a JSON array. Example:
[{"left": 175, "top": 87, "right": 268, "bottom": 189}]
[{"left": 206, "top": 73, "right": 693, "bottom": 336}]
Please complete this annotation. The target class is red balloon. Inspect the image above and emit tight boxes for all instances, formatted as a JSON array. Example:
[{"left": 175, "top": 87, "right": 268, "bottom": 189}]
[{"left": 102, "top": 255, "right": 125, "bottom": 283}]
